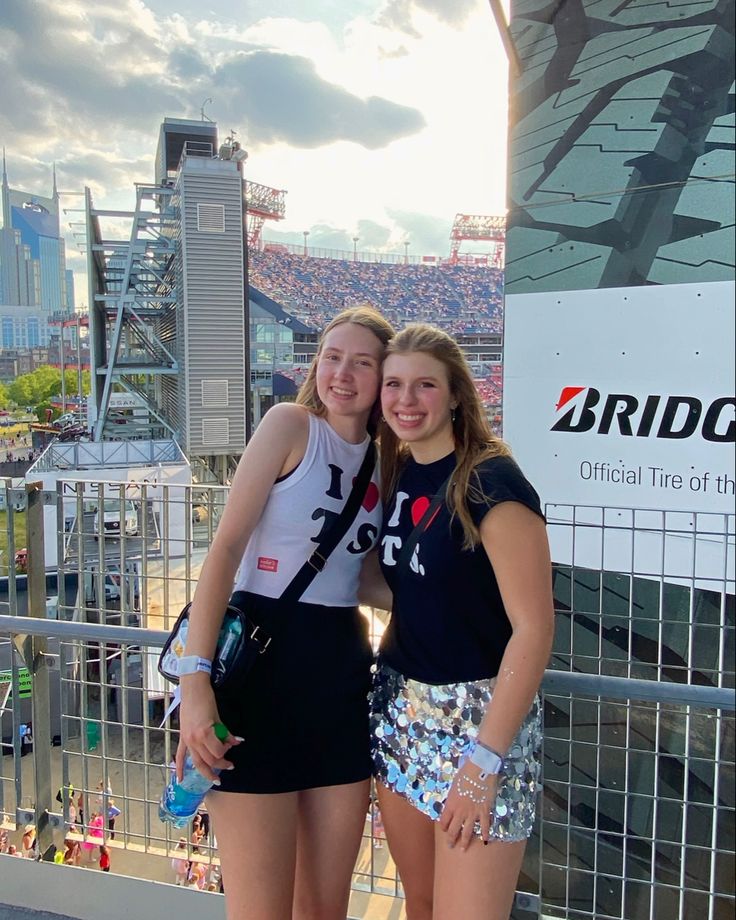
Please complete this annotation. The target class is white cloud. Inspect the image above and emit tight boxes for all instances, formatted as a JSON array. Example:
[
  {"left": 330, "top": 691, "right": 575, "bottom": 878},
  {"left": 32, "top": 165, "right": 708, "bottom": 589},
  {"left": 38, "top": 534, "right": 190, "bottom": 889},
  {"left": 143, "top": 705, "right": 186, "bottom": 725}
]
[{"left": 0, "top": 0, "right": 510, "bottom": 303}]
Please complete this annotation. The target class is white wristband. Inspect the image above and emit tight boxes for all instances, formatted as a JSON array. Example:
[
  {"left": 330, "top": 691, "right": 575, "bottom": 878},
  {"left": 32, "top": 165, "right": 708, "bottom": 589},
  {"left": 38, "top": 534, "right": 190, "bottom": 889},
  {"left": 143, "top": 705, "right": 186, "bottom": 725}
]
[
  {"left": 177, "top": 655, "right": 212, "bottom": 677},
  {"left": 468, "top": 741, "right": 505, "bottom": 777}
]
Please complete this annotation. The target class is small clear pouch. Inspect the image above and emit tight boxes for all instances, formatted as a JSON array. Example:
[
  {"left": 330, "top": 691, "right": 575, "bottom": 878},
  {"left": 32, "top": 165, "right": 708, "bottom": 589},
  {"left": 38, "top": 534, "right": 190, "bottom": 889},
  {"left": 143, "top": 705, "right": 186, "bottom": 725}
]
[{"left": 158, "top": 602, "right": 271, "bottom": 690}]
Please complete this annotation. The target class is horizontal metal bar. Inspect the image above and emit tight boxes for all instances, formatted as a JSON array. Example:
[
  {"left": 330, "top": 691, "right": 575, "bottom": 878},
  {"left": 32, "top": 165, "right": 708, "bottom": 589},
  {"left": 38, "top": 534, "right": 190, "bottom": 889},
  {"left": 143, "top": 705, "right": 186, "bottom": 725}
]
[
  {"left": 1, "top": 615, "right": 732, "bottom": 711},
  {"left": 541, "top": 670, "right": 734, "bottom": 711},
  {"left": 0, "top": 614, "right": 169, "bottom": 647}
]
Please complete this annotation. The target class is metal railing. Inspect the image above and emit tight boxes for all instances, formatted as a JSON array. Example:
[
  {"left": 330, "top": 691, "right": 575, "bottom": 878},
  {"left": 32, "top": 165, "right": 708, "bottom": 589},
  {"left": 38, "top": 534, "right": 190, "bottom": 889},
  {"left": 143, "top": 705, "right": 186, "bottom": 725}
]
[{"left": 0, "top": 479, "right": 733, "bottom": 919}]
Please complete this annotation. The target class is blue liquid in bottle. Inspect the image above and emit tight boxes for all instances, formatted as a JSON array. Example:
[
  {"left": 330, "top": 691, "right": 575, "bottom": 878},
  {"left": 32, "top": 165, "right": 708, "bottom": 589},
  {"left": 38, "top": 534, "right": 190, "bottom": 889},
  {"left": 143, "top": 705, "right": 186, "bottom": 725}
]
[{"left": 159, "top": 723, "right": 228, "bottom": 828}]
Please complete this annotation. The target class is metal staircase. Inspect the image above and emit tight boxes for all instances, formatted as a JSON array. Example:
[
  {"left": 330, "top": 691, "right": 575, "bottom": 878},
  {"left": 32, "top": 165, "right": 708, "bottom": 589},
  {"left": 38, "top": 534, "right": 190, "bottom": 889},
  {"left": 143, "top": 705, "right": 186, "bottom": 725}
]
[{"left": 86, "top": 183, "right": 179, "bottom": 442}]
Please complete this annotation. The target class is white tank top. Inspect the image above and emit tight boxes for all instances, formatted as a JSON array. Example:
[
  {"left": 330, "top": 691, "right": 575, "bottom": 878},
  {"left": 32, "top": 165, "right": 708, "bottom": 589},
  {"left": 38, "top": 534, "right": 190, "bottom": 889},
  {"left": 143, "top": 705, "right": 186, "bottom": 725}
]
[{"left": 233, "top": 413, "right": 382, "bottom": 606}]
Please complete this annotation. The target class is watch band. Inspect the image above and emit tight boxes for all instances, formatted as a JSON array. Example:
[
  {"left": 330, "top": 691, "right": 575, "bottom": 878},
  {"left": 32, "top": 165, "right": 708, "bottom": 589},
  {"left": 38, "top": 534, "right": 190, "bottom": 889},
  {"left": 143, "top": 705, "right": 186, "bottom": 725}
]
[
  {"left": 177, "top": 655, "right": 212, "bottom": 677},
  {"left": 468, "top": 741, "right": 505, "bottom": 777}
]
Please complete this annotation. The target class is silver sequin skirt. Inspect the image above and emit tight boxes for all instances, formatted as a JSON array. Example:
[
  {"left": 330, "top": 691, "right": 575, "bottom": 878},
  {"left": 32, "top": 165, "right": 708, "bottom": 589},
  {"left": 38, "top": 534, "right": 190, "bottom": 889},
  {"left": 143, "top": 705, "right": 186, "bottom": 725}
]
[{"left": 370, "top": 660, "right": 543, "bottom": 841}]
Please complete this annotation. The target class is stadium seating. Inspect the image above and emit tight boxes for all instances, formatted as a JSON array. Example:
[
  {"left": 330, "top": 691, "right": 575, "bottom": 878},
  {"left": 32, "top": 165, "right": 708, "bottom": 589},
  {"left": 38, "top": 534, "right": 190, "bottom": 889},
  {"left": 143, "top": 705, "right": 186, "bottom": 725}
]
[
  {"left": 250, "top": 249, "right": 504, "bottom": 413},
  {"left": 250, "top": 250, "right": 503, "bottom": 335}
]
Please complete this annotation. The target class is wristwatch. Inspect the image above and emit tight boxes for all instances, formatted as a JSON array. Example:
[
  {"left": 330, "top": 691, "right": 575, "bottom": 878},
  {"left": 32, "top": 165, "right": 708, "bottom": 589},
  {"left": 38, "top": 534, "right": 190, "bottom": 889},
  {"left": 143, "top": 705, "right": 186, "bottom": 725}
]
[
  {"left": 469, "top": 740, "right": 505, "bottom": 777},
  {"left": 177, "top": 655, "right": 212, "bottom": 677}
]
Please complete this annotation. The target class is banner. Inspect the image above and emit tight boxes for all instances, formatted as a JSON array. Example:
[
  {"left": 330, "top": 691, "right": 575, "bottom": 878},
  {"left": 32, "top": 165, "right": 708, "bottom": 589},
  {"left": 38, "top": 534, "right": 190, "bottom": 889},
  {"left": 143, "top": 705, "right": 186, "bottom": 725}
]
[
  {"left": 504, "top": 281, "right": 734, "bottom": 587},
  {"left": 504, "top": 281, "right": 735, "bottom": 515}
]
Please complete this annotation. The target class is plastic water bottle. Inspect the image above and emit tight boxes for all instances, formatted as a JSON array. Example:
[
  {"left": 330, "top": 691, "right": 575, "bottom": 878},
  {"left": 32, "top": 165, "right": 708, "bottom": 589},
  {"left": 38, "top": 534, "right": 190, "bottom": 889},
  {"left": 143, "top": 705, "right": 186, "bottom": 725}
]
[{"left": 158, "top": 723, "right": 229, "bottom": 828}]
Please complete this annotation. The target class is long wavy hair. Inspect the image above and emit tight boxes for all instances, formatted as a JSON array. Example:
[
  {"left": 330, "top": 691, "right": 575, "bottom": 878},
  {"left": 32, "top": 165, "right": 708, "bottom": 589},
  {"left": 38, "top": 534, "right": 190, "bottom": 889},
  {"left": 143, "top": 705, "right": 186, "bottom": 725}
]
[
  {"left": 379, "top": 323, "right": 511, "bottom": 549},
  {"left": 296, "top": 306, "right": 395, "bottom": 430}
]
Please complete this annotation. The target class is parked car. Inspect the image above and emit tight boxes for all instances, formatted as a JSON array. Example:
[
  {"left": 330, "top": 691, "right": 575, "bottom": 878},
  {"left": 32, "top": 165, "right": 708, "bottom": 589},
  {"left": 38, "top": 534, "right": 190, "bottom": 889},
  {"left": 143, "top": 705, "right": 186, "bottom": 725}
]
[
  {"left": 57, "top": 424, "right": 88, "bottom": 442},
  {"left": 53, "top": 412, "right": 86, "bottom": 430},
  {"left": 94, "top": 500, "right": 138, "bottom": 538}
]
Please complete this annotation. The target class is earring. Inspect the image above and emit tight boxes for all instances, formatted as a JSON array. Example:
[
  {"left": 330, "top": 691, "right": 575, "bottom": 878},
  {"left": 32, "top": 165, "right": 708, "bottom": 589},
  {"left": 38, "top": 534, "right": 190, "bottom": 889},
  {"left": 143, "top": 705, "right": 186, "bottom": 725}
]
[{"left": 451, "top": 408, "right": 457, "bottom": 423}]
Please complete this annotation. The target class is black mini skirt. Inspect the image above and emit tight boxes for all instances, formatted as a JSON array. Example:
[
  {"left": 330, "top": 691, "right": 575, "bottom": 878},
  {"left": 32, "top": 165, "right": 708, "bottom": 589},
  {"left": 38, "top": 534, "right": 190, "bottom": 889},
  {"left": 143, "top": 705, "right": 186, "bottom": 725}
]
[{"left": 211, "top": 591, "right": 373, "bottom": 794}]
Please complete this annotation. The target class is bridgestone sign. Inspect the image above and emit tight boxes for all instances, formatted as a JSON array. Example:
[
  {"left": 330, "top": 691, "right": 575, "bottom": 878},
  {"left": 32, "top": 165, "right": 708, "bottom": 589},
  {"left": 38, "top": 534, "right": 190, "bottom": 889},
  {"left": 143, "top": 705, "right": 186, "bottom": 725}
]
[
  {"left": 504, "top": 281, "right": 735, "bottom": 517},
  {"left": 504, "top": 281, "right": 735, "bottom": 588}
]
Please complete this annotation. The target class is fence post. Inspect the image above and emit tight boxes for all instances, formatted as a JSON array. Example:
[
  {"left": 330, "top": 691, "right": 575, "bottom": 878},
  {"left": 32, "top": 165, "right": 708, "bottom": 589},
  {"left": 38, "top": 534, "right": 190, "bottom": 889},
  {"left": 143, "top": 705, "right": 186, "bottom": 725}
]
[{"left": 23, "top": 482, "right": 56, "bottom": 861}]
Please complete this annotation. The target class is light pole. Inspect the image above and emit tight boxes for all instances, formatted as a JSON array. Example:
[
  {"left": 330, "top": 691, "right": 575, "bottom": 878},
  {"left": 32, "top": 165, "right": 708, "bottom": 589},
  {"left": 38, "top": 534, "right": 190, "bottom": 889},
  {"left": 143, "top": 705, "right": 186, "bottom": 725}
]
[
  {"left": 59, "top": 320, "right": 66, "bottom": 412},
  {"left": 352, "top": 237, "right": 359, "bottom": 262},
  {"left": 303, "top": 230, "right": 310, "bottom": 257},
  {"left": 76, "top": 314, "right": 83, "bottom": 416},
  {"left": 403, "top": 240, "right": 410, "bottom": 264}
]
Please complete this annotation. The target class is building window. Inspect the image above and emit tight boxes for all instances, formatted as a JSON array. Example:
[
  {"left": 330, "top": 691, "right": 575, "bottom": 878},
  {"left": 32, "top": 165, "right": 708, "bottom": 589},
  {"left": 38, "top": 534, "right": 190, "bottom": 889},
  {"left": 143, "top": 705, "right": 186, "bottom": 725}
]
[
  {"left": 28, "top": 317, "right": 40, "bottom": 348},
  {"left": 2, "top": 318, "right": 14, "bottom": 348}
]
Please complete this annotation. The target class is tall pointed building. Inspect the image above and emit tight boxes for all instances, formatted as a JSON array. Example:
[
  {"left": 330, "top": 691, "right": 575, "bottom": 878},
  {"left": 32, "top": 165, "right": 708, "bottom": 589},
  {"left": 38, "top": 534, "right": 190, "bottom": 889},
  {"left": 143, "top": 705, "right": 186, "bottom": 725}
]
[{"left": 0, "top": 152, "right": 73, "bottom": 348}]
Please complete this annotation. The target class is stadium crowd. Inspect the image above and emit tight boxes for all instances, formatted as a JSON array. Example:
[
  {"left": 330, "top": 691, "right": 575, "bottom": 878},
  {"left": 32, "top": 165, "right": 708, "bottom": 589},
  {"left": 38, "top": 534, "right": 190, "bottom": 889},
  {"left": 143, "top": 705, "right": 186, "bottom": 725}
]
[
  {"left": 249, "top": 248, "right": 504, "bottom": 423},
  {"left": 250, "top": 250, "right": 503, "bottom": 336}
]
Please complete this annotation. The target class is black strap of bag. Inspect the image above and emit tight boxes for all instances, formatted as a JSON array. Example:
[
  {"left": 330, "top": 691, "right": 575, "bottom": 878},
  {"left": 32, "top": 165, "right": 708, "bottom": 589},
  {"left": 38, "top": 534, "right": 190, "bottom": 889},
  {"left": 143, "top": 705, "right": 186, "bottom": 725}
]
[
  {"left": 157, "top": 440, "right": 377, "bottom": 698},
  {"left": 281, "top": 440, "right": 376, "bottom": 603},
  {"left": 394, "top": 473, "right": 451, "bottom": 574}
]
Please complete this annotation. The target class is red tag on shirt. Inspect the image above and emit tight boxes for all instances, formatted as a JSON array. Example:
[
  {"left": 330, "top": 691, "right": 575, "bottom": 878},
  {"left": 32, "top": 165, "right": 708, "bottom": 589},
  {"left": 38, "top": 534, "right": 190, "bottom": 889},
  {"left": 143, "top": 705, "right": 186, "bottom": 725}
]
[{"left": 257, "top": 557, "right": 279, "bottom": 572}]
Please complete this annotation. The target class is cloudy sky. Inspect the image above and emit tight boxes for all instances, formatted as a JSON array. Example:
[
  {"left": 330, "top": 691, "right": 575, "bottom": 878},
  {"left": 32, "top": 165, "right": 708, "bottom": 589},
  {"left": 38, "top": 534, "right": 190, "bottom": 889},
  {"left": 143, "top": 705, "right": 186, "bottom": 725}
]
[{"left": 0, "top": 0, "right": 510, "bottom": 307}]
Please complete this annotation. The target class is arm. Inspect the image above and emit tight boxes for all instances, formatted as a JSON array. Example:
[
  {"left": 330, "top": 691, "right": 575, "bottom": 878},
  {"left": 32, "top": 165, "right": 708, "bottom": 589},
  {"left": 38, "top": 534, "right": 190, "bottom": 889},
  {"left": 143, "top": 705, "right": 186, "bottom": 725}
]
[
  {"left": 358, "top": 548, "right": 393, "bottom": 611},
  {"left": 441, "top": 501, "right": 554, "bottom": 848},
  {"left": 475, "top": 502, "right": 554, "bottom": 754},
  {"left": 176, "top": 403, "right": 309, "bottom": 781}
]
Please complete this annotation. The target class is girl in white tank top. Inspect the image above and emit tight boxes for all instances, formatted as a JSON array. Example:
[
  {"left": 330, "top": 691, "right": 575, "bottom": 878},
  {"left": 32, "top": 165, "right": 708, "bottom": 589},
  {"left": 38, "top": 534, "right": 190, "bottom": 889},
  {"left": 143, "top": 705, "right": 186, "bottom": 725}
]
[{"left": 177, "top": 306, "right": 394, "bottom": 920}]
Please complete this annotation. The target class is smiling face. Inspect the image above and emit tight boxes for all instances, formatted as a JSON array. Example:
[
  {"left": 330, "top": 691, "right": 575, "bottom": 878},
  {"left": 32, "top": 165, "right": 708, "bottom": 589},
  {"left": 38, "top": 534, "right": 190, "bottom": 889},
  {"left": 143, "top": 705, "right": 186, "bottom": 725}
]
[
  {"left": 381, "top": 350, "right": 457, "bottom": 462},
  {"left": 315, "top": 321, "right": 384, "bottom": 438}
]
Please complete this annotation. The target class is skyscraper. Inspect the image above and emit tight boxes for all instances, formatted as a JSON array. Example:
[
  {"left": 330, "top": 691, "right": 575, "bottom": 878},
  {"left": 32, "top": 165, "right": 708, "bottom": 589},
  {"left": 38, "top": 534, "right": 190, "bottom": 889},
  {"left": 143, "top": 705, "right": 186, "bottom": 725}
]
[{"left": 0, "top": 151, "right": 73, "bottom": 348}]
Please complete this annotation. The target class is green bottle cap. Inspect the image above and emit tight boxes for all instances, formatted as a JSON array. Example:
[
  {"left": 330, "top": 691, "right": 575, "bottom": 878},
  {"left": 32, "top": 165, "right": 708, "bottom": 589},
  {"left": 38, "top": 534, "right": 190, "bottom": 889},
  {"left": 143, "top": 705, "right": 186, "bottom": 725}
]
[{"left": 212, "top": 722, "right": 229, "bottom": 742}]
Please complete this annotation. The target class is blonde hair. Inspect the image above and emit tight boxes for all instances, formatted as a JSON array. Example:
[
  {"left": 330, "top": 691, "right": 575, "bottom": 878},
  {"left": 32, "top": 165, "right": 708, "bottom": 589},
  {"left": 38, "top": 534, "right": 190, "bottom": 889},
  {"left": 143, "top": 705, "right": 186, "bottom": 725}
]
[
  {"left": 379, "top": 323, "right": 511, "bottom": 549},
  {"left": 296, "top": 306, "right": 395, "bottom": 425}
]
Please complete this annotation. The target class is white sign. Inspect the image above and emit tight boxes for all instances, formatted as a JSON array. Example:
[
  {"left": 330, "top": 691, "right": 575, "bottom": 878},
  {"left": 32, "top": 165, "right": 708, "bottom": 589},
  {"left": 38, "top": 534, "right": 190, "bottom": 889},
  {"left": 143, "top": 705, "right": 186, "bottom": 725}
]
[
  {"left": 504, "top": 281, "right": 735, "bottom": 514},
  {"left": 504, "top": 281, "right": 735, "bottom": 588}
]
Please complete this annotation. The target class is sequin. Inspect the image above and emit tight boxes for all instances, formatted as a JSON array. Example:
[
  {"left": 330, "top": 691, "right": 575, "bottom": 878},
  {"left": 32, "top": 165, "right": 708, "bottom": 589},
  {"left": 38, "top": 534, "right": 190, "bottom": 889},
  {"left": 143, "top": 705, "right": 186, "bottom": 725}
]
[{"left": 370, "top": 661, "right": 543, "bottom": 842}]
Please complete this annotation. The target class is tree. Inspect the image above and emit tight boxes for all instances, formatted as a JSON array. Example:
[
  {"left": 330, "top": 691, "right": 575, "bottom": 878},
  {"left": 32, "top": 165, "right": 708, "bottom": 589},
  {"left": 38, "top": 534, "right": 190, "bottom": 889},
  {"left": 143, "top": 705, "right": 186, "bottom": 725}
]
[{"left": 7, "top": 365, "right": 91, "bottom": 409}]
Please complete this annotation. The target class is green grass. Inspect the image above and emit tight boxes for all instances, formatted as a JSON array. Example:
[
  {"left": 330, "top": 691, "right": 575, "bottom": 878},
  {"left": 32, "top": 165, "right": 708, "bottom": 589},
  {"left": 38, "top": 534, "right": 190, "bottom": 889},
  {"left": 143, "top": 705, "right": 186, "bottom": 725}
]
[
  {"left": 2, "top": 422, "right": 32, "bottom": 438},
  {"left": 0, "top": 508, "right": 28, "bottom": 562}
]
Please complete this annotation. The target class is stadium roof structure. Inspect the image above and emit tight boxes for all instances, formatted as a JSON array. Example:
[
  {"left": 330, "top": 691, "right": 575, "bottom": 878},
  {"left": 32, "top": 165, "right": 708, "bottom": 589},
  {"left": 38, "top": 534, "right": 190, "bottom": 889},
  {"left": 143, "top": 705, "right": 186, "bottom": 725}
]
[
  {"left": 450, "top": 213, "right": 506, "bottom": 267},
  {"left": 245, "top": 179, "right": 286, "bottom": 250}
]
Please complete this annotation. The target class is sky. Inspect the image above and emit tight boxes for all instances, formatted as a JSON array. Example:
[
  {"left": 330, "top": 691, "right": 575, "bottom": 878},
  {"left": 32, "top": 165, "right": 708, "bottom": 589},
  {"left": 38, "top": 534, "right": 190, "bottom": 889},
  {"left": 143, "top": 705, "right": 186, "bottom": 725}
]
[{"left": 0, "top": 0, "right": 511, "bottom": 308}]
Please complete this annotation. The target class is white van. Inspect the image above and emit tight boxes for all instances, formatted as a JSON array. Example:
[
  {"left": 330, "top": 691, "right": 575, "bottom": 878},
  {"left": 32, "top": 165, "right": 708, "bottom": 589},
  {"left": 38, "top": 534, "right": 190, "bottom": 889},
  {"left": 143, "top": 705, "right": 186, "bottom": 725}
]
[{"left": 94, "top": 499, "right": 138, "bottom": 538}]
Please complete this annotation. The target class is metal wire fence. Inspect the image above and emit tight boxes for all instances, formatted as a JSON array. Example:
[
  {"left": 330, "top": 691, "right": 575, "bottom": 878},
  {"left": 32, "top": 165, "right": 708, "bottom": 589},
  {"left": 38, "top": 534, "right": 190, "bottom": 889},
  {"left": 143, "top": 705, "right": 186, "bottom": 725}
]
[{"left": 0, "top": 479, "right": 733, "bottom": 918}]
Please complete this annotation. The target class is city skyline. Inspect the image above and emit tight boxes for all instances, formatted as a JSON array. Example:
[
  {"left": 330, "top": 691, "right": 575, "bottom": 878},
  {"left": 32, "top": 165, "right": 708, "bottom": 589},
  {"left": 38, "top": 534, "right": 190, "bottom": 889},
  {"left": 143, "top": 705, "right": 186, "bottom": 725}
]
[{"left": 0, "top": 0, "right": 511, "bottom": 308}]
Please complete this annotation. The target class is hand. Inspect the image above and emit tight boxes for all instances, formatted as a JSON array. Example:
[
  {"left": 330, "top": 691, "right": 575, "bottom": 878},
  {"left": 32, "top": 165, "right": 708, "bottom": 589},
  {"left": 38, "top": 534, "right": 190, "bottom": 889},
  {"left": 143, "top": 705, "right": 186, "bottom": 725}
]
[
  {"left": 439, "top": 764, "right": 499, "bottom": 851},
  {"left": 176, "top": 675, "right": 242, "bottom": 783}
]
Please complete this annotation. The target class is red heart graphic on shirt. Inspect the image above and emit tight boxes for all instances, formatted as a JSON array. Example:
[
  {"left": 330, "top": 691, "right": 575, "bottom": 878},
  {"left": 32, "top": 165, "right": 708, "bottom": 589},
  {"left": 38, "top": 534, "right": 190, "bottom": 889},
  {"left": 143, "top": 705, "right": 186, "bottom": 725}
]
[
  {"left": 411, "top": 496, "right": 430, "bottom": 525},
  {"left": 362, "top": 481, "right": 379, "bottom": 512}
]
